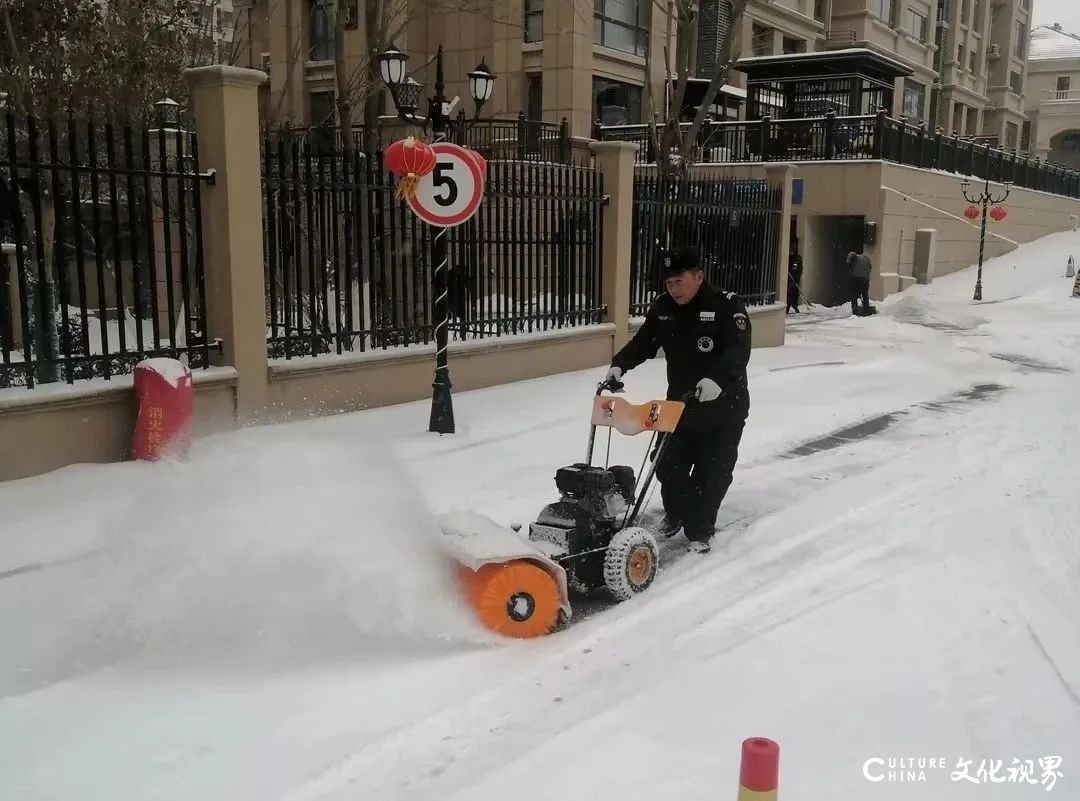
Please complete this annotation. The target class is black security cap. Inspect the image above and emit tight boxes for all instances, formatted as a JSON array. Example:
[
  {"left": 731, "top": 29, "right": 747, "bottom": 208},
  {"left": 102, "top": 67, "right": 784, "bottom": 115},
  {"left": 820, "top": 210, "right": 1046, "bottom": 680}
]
[{"left": 658, "top": 245, "right": 700, "bottom": 279}]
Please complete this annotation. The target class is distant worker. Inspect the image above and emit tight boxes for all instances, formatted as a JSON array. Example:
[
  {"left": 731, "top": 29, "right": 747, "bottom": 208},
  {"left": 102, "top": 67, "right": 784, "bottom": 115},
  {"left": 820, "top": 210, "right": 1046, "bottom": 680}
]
[
  {"left": 787, "top": 242, "right": 803, "bottom": 314},
  {"left": 602, "top": 246, "right": 751, "bottom": 554},
  {"left": 846, "top": 250, "right": 873, "bottom": 316}
]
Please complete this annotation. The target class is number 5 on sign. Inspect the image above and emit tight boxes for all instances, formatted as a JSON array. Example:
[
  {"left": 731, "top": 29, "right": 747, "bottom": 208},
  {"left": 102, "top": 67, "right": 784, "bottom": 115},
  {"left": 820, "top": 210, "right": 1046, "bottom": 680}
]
[{"left": 406, "top": 142, "right": 485, "bottom": 227}]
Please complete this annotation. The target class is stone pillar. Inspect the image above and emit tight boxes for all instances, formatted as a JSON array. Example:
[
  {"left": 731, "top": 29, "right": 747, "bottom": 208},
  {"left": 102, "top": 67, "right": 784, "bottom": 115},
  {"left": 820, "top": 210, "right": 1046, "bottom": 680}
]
[
  {"left": 184, "top": 65, "right": 269, "bottom": 423},
  {"left": 544, "top": 0, "right": 592, "bottom": 136},
  {"left": 913, "top": 228, "right": 937, "bottom": 284},
  {"left": 763, "top": 163, "right": 796, "bottom": 334},
  {"left": 589, "top": 141, "right": 638, "bottom": 353}
]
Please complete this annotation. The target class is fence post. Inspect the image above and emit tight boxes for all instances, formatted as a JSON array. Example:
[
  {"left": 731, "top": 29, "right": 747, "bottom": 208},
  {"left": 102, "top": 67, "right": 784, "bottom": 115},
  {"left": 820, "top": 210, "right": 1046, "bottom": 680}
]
[
  {"left": 589, "top": 141, "right": 638, "bottom": 353},
  {"left": 759, "top": 115, "right": 772, "bottom": 162},
  {"left": 184, "top": 65, "right": 270, "bottom": 424},
  {"left": 762, "top": 162, "right": 795, "bottom": 333},
  {"left": 559, "top": 117, "right": 571, "bottom": 163},
  {"left": 872, "top": 109, "right": 887, "bottom": 159}
]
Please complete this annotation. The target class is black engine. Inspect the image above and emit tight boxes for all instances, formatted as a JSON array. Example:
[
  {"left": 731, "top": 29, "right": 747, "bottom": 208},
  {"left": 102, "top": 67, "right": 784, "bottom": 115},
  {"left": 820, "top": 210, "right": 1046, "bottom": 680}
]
[{"left": 555, "top": 463, "right": 635, "bottom": 507}]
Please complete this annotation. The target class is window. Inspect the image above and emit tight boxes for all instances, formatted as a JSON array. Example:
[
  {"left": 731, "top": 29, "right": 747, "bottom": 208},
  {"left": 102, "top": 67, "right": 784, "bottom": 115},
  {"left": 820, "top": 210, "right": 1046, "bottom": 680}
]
[
  {"left": 814, "top": 0, "right": 826, "bottom": 22},
  {"left": 1021, "top": 120, "right": 1031, "bottom": 151},
  {"left": 526, "top": 74, "right": 542, "bottom": 120},
  {"left": 1009, "top": 70, "right": 1023, "bottom": 94},
  {"left": 902, "top": 80, "right": 926, "bottom": 121},
  {"left": 308, "top": 0, "right": 333, "bottom": 61},
  {"left": 782, "top": 36, "right": 805, "bottom": 54},
  {"left": 343, "top": 0, "right": 358, "bottom": 30},
  {"left": 593, "top": 77, "right": 642, "bottom": 126},
  {"left": 594, "top": 0, "right": 648, "bottom": 57},
  {"left": 874, "top": 0, "right": 895, "bottom": 24},
  {"left": 973, "top": 0, "right": 983, "bottom": 26},
  {"left": 907, "top": 9, "right": 927, "bottom": 42},
  {"left": 1013, "top": 23, "right": 1026, "bottom": 59},
  {"left": 957, "top": 43, "right": 964, "bottom": 63},
  {"left": 969, "top": 48, "right": 977, "bottom": 72},
  {"left": 752, "top": 23, "right": 773, "bottom": 56},
  {"left": 1056, "top": 76, "right": 1071, "bottom": 99},
  {"left": 525, "top": 0, "right": 543, "bottom": 42}
]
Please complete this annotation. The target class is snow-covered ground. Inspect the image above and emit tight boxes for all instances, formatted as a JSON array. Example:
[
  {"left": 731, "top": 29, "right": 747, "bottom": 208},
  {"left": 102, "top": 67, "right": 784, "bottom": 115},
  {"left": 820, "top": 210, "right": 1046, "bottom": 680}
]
[{"left": 3, "top": 232, "right": 1079, "bottom": 800}]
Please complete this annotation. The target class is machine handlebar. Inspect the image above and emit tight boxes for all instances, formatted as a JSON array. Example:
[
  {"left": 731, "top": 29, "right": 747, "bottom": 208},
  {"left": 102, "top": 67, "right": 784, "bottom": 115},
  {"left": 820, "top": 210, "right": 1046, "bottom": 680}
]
[{"left": 596, "top": 378, "right": 701, "bottom": 404}]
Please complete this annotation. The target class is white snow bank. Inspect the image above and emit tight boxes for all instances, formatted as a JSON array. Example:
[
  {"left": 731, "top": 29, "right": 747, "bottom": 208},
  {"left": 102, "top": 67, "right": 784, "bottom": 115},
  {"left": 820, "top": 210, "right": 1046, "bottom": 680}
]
[{"left": 0, "top": 429, "right": 491, "bottom": 697}]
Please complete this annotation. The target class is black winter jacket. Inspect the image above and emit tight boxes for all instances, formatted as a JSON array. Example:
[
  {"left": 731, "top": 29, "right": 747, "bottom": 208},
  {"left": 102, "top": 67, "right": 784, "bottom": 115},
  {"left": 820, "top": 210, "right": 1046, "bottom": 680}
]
[{"left": 611, "top": 283, "right": 751, "bottom": 424}]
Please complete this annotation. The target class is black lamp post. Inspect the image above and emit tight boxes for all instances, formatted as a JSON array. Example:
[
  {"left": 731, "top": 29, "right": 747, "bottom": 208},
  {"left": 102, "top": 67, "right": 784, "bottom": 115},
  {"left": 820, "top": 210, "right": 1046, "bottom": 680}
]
[
  {"left": 379, "top": 44, "right": 496, "bottom": 434},
  {"left": 961, "top": 175, "right": 1011, "bottom": 302}
]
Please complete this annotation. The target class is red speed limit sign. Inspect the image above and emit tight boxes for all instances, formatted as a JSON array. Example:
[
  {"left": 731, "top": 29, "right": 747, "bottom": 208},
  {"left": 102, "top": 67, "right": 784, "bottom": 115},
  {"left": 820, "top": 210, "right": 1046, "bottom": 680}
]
[{"left": 406, "top": 142, "right": 485, "bottom": 227}]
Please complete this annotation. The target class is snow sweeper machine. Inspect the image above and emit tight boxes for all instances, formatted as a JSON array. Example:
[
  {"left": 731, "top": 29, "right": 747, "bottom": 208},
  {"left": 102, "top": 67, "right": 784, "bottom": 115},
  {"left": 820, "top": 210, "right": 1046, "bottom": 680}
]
[{"left": 441, "top": 377, "right": 698, "bottom": 639}]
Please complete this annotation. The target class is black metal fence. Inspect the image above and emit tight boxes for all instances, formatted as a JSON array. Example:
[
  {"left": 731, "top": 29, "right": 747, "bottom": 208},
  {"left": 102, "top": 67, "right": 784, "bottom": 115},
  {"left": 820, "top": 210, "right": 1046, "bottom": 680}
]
[
  {"left": 1, "top": 110, "right": 211, "bottom": 389},
  {"left": 599, "top": 111, "right": 1080, "bottom": 200},
  {"left": 630, "top": 169, "right": 783, "bottom": 316},
  {"left": 261, "top": 133, "right": 605, "bottom": 359},
  {"left": 301, "top": 113, "right": 573, "bottom": 166}
]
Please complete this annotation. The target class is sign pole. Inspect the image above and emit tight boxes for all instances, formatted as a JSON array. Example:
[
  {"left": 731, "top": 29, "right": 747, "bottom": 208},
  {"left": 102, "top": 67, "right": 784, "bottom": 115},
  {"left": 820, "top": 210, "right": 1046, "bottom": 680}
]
[{"left": 428, "top": 47, "right": 455, "bottom": 435}]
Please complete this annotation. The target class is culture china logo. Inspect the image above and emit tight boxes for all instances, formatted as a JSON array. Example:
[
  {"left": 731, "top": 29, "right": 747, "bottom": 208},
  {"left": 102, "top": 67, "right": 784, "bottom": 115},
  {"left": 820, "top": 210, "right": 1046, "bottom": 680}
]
[{"left": 862, "top": 755, "right": 1064, "bottom": 790}]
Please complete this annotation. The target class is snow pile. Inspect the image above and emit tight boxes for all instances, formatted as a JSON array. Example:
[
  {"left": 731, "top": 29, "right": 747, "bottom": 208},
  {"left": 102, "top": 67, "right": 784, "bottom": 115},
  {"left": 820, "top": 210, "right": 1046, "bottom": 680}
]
[
  {"left": 135, "top": 357, "right": 190, "bottom": 387},
  {"left": 1, "top": 429, "right": 491, "bottom": 696}
]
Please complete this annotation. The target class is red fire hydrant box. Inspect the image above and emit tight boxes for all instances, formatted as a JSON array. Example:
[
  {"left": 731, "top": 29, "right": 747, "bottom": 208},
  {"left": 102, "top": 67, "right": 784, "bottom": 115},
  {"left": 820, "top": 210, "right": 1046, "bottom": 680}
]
[{"left": 131, "top": 358, "right": 194, "bottom": 461}]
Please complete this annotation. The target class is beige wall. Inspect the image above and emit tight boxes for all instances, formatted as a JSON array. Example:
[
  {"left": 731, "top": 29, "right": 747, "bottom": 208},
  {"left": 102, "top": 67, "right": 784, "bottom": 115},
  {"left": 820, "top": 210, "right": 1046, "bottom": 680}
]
[
  {"left": 879, "top": 162, "right": 1080, "bottom": 285},
  {"left": 266, "top": 325, "right": 614, "bottom": 419},
  {"left": 0, "top": 374, "right": 237, "bottom": 483},
  {"left": 785, "top": 159, "right": 1080, "bottom": 304}
]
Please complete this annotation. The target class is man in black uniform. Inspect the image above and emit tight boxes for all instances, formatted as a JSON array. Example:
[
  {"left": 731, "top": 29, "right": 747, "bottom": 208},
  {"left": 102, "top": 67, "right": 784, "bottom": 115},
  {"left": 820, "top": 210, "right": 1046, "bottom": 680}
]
[{"left": 603, "top": 246, "right": 751, "bottom": 553}]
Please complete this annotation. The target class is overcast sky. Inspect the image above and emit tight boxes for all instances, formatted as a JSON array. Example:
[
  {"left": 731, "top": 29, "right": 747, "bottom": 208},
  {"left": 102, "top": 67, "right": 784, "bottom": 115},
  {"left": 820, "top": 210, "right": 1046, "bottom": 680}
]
[{"left": 1032, "top": 0, "right": 1080, "bottom": 36}]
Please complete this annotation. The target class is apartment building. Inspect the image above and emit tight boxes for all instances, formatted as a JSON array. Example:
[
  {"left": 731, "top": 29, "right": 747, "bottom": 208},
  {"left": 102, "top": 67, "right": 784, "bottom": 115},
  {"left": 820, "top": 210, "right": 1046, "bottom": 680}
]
[
  {"left": 1024, "top": 23, "right": 1080, "bottom": 168},
  {"left": 230, "top": 0, "right": 834, "bottom": 136},
  {"left": 915, "top": 0, "right": 1031, "bottom": 145},
  {"left": 231, "top": 0, "right": 1033, "bottom": 142}
]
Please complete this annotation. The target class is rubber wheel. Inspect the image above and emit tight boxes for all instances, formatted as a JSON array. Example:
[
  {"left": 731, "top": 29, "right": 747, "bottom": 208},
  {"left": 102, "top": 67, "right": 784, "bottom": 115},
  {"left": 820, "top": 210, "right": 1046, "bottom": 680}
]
[
  {"left": 459, "top": 561, "right": 561, "bottom": 639},
  {"left": 603, "top": 527, "right": 659, "bottom": 601}
]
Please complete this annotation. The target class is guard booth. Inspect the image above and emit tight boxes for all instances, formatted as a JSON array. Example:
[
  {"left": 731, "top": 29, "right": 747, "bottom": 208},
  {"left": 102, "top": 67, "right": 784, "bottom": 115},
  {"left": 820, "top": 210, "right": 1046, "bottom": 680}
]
[{"left": 732, "top": 49, "right": 913, "bottom": 160}]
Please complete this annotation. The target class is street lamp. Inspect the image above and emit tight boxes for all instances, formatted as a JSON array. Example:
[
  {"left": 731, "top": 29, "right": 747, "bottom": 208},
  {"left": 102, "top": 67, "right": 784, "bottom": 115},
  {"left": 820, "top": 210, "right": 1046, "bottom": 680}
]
[
  {"left": 379, "top": 44, "right": 497, "bottom": 434},
  {"left": 960, "top": 176, "right": 1012, "bottom": 301}
]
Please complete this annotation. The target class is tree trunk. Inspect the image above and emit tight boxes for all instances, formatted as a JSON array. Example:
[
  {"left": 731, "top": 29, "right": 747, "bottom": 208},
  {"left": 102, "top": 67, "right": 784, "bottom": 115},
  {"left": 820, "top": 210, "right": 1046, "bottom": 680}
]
[
  {"left": 22, "top": 186, "right": 60, "bottom": 383},
  {"left": 333, "top": 0, "right": 356, "bottom": 163},
  {"left": 363, "top": 0, "right": 382, "bottom": 153}
]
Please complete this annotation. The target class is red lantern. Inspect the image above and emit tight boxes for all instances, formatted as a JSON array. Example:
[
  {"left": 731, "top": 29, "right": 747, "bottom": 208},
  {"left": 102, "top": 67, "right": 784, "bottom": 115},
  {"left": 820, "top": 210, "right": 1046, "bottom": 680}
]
[
  {"left": 463, "top": 147, "right": 487, "bottom": 181},
  {"left": 964, "top": 206, "right": 980, "bottom": 220},
  {"left": 989, "top": 206, "right": 1007, "bottom": 221},
  {"left": 385, "top": 136, "right": 436, "bottom": 201}
]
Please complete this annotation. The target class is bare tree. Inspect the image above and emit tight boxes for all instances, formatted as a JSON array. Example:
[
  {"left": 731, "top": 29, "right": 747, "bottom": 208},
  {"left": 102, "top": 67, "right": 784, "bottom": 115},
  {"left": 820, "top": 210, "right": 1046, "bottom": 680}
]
[
  {"left": 642, "top": 0, "right": 750, "bottom": 176},
  {"left": 0, "top": 0, "right": 237, "bottom": 383}
]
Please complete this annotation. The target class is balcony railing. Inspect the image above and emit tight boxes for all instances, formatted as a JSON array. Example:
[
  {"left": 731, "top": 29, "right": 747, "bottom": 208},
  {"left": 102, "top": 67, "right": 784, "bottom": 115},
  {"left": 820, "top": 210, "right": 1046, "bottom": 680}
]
[
  {"left": 596, "top": 110, "right": 1080, "bottom": 200},
  {"left": 1045, "top": 89, "right": 1080, "bottom": 103}
]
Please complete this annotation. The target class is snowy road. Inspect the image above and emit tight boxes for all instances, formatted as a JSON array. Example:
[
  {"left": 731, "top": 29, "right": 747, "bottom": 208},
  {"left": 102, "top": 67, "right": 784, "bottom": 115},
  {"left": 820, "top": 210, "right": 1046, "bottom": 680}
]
[{"left": 2, "top": 232, "right": 1079, "bottom": 800}]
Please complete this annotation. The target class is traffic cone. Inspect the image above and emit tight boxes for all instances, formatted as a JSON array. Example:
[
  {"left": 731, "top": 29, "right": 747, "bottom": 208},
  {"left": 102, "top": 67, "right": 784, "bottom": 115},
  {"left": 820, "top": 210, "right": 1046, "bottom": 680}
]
[
  {"left": 1067, "top": 256, "right": 1075, "bottom": 278},
  {"left": 737, "top": 737, "right": 780, "bottom": 800},
  {"left": 1072, "top": 269, "right": 1080, "bottom": 298}
]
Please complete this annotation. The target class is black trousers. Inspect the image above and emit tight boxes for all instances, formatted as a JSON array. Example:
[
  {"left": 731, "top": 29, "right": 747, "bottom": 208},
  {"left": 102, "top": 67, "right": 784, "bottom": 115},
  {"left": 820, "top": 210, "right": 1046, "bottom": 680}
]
[
  {"left": 655, "top": 416, "right": 745, "bottom": 542},
  {"left": 850, "top": 276, "right": 870, "bottom": 315}
]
